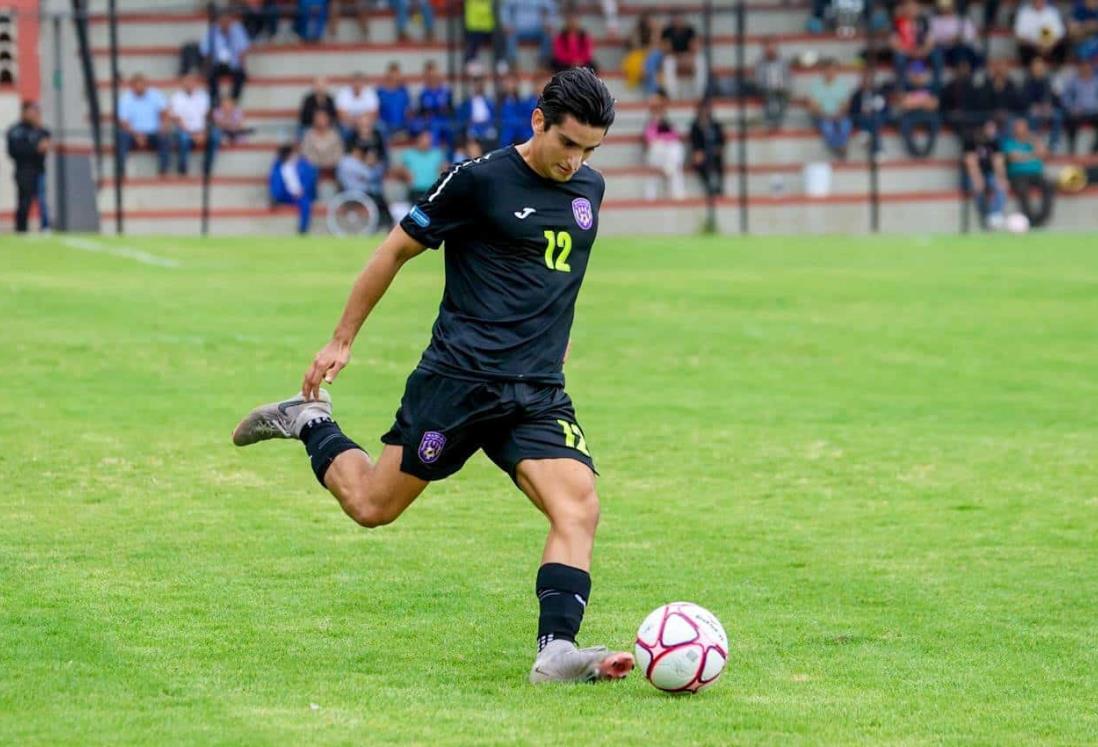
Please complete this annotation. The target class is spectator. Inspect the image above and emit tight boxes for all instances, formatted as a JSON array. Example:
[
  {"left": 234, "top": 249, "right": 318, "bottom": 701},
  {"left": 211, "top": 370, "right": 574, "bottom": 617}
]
[
  {"left": 660, "top": 10, "right": 706, "bottom": 98},
  {"left": 346, "top": 111, "right": 388, "bottom": 165},
  {"left": 328, "top": 0, "right": 371, "bottom": 40},
  {"left": 622, "top": 11, "right": 660, "bottom": 89},
  {"left": 849, "top": 70, "right": 894, "bottom": 155},
  {"left": 417, "top": 60, "right": 455, "bottom": 146},
  {"left": 754, "top": 38, "right": 791, "bottom": 131},
  {"left": 117, "top": 74, "right": 172, "bottom": 178},
  {"left": 377, "top": 62, "right": 412, "bottom": 135},
  {"left": 239, "top": 0, "right": 280, "bottom": 40},
  {"left": 643, "top": 89, "right": 686, "bottom": 201},
  {"left": 398, "top": 128, "right": 447, "bottom": 202},
  {"left": 501, "top": 0, "right": 557, "bottom": 71},
  {"left": 1022, "top": 56, "right": 1063, "bottom": 151},
  {"left": 170, "top": 72, "right": 216, "bottom": 175},
  {"left": 962, "top": 119, "right": 1008, "bottom": 228},
  {"left": 940, "top": 59, "right": 985, "bottom": 135},
  {"left": 1014, "top": 0, "right": 1068, "bottom": 66},
  {"left": 601, "top": 0, "right": 621, "bottom": 37},
  {"left": 295, "top": 0, "right": 329, "bottom": 43},
  {"left": 200, "top": 10, "right": 249, "bottom": 103},
  {"left": 301, "top": 109, "right": 344, "bottom": 170},
  {"left": 498, "top": 72, "right": 537, "bottom": 145},
  {"left": 390, "top": 0, "right": 436, "bottom": 42},
  {"left": 983, "top": 59, "right": 1025, "bottom": 124},
  {"left": 928, "top": 0, "right": 982, "bottom": 78},
  {"left": 458, "top": 73, "right": 497, "bottom": 145},
  {"left": 6, "top": 100, "right": 50, "bottom": 233},
  {"left": 336, "top": 144, "right": 392, "bottom": 229},
  {"left": 891, "top": 0, "right": 935, "bottom": 89},
  {"left": 299, "top": 76, "right": 338, "bottom": 131},
  {"left": 454, "top": 134, "right": 485, "bottom": 163},
  {"left": 898, "top": 61, "right": 941, "bottom": 157},
  {"left": 551, "top": 9, "right": 596, "bottom": 72},
  {"left": 1002, "top": 117, "right": 1054, "bottom": 226},
  {"left": 1062, "top": 61, "right": 1098, "bottom": 153},
  {"left": 269, "top": 143, "right": 317, "bottom": 234},
  {"left": 464, "top": 0, "right": 499, "bottom": 64},
  {"left": 689, "top": 99, "right": 725, "bottom": 196},
  {"left": 335, "top": 72, "right": 380, "bottom": 138},
  {"left": 807, "top": 59, "right": 853, "bottom": 159},
  {"left": 1069, "top": 0, "right": 1098, "bottom": 61},
  {"left": 212, "top": 96, "right": 251, "bottom": 143}
]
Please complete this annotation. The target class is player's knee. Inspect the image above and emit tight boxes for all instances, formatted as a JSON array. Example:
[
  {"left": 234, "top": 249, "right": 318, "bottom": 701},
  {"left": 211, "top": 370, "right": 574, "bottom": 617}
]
[
  {"left": 343, "top": 486, "right": 396, "bottom": 529},
  {"left": 551, "top": 487, "right": 600, "bottom": 535}
]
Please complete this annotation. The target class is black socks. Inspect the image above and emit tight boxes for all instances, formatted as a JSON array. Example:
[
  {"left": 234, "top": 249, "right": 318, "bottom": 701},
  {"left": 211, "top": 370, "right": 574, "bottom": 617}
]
[
  {"left": 300, "top": 418, "right": 364, "bottom": 486},
  {"left": 536, "top": 562, "right": 592, "bottom": 651}
]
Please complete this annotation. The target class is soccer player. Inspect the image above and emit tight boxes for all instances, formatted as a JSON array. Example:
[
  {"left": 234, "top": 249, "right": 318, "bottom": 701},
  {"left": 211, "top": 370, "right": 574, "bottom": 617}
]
[{"left": 232, "top": 68, "right": 633, "bottom": 685}]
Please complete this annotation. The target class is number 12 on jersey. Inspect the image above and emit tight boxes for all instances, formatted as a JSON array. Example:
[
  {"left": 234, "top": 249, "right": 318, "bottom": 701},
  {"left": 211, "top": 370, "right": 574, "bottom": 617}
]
[{"left": 543, "top": 230, "right": 573, "bottom": 273}]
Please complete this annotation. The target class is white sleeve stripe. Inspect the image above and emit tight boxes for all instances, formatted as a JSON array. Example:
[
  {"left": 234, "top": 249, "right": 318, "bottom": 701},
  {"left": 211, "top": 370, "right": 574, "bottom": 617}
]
[{"left": 427, "top": 152, "right": 492, "bottom": 203}]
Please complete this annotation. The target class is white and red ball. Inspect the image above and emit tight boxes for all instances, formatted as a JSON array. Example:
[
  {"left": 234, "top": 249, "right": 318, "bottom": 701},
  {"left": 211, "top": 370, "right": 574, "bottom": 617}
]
[{"left": 634, "top": 602, "right": 728, "bottom": 693}]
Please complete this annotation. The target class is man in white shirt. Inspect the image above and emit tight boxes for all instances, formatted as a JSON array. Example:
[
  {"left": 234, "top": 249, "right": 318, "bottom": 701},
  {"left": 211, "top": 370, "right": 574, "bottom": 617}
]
[
  {"left": 335, "top": 72, "right": 380, "bottom": 140},
  {"left": 169, "top": 72, "right": 217, "bottom": 174},
  {"left": 1014, "top": 0, "right": 1068, "bottom": 65}
]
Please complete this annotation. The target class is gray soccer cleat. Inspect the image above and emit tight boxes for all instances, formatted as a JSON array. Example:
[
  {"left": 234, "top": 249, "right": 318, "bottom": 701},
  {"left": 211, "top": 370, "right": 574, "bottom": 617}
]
[
  {"left": 528, "top": 639, "right": 635, "bottom": 684},
  {"left": 231, "top": 390, "right": 332, "bottom": 447}
]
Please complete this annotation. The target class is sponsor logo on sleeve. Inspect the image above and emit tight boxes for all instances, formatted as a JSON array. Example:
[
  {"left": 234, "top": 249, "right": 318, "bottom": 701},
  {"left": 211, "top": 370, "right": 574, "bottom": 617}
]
[{"left": 409, "top": 205, "right": 431, "bottom": 228}]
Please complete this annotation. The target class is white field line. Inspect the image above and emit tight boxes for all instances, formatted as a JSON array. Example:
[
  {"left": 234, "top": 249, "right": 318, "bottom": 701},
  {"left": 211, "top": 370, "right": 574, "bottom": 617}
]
[{"left": 61, "top": 237, "right": 181, "bottom": 269}]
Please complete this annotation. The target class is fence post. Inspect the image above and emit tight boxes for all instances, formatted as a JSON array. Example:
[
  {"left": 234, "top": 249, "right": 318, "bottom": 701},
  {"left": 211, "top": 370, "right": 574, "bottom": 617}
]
[
  {"left": 702, "top": 0, "right": 716, "bottom": 233},
  {"left": 52, "top": 14, "right": 67, "bottom": 231},
  {"left": 108, "top": 0, "right": 122, "bottom": 234},
  {"left": 864, "top": 0, "right": 880, "bottom": 232},
  {"left": 200, "top": 1, "right": 215, "bottom": 236},
  {"left": 735, "top": 0, "right": 748, "bottom": 234}
]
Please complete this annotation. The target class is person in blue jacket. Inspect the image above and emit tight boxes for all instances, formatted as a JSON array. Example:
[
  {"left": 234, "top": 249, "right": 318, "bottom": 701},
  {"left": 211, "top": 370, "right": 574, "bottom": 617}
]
[{"left": 269, "top": 143, "right": 319, "bottom": 234}]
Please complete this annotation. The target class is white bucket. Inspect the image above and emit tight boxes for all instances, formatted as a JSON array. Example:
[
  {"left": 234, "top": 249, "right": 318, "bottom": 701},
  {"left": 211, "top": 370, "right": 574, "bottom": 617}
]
[{"left": 803, "top": 162, "right": 833, "bottom": 197}]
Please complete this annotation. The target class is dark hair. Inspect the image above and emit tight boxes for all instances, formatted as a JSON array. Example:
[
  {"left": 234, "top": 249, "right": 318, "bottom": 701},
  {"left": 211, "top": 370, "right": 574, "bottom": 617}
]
[
  {"left": 537, "top": 67, "right": 616, "bottom": 131},
  {"left": 277, "top": 144, "right": 294, "bottom": 161}
]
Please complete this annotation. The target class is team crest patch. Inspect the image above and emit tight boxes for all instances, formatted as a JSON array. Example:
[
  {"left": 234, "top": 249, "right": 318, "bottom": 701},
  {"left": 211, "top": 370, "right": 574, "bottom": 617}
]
[
  {"left": 572, "top": 198, "right": 594, "bottom": 230},
  {"left": 408, "top": 205, "right": 431, "bottom": 228},
  {"left": 417, "top": 431, "right": 447, "bottom": 464}
]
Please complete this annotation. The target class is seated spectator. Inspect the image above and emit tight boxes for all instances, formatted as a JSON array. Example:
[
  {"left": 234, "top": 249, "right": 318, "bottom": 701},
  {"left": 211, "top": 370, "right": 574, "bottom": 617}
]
[
  {"left": 1002, "top": 117, "right": 1054, "bottom": 226},
  {"left": 1022, "top": 57, "right": 1063, "bottom": 151},
  {"left": 928, "top": 0, "right": 982, "bottom": 79},
  {"left": 940, "top": 59, "right": 985, "bottom": 135},
  {"left": 551, "top": 9, "right": 596, "bottom": 72},
  {"left": 898, "top": 61, "right": 941, "bottom": 158},
  {"left": 200, "top": 10, "right": 249, "bottom": 103},
  {"left": 643, "top": 89, "right": 686, "bottom": 200},
  {"left": 169, "top": 72, "right": 216, "bottom": 175},
  {"left": 498, "top": 72, "right": 537, "bottom": 145},
  {"left": 269, "top": 143, "right": 318, "bottom": 234},
  {"left": 807, "top": 59, "right": 853, "bottom": 159},
  {"left": 328, "top": 0, "right": 371, "bottom": 40},
  {"left": 891, "top": 0, "right": 935, "bottom": 88},
  {"left": 240, "top": 0, "right": 280, "bottom": 41},
  {"left": 336, "top": 144, "right": 391, "bottom": 230},
  {"left": 299, "top": 76, "right": 338, "bottom": 132},
  {"left": 660, "top": 10, "right": 706, "bottom": 98},
  {"left": 501, "top": 0, "right": 557, "bottom": 71},
  {"left": 347, "top": 111, "right": 388, "bottom": 164},
  {"left": 417, "top": 60, "right": 455, "bottom": 146},
  {"left": 849, "top": 70, "right": 894, "bottom": 155},
  {"left": 453, "top": 134, "right": 485, "bottom": 163},
  {"left": 458, "top": 72, "right": 497, "bottom": 145},
  {"left": 962, "top": 120, "right": 1008, "bottom": 228},
  {"left": 398, "top": 128, "right": 447, "bottom": 202},
  {"left": 1069, "top": 0, "right": 1098, "bottom": 61},
  {"left": 390, "top": 0, "right": 436, "bottom": 42},
  {"left": 464, "top": 0, "right": 498, "bottom": 64},
  {"left": 117, "top": 74, "right": 172, "bottom": 178},
  {"left": 689, "top": 99, "right": 725, "bottom": 196},
  {"left": 983, "top": 59, "right": 1025, "bottom": 124},
  {"left": 754, "top": 39, "right": 791, "bottom": 131},
  {"left": 807, "top": 0, "right": 831, "bottom": 34},
  {"left": 1062, "top": 60, "right": 1098, "bottom": 153},
  {"left": 301, "top": 109, "right": 344, "bottom": 170},
  {"left": 212, "top": 96, "right": 251, "bottom": 143},
  {"left": 1014, "top": 0, "right": 1068, "bottom": 66},
  {"left": 622, "top": 11, "right": 661, "bottom": 89},
  {"left": 336, "top": 72, "right": 380, "bottom": 138},
  {"left": 295, "top": 0, "right": 329, "bottom": 43},
  {"left": 377, "top": 62, "right": 412, "bottom": 135}
]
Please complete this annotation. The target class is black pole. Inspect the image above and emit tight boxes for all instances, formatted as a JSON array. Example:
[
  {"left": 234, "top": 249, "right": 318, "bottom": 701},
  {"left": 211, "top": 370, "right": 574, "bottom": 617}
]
[
  {"left": 960, "top": 156, "right": 971, "bottom": 233},
  {"left": 200, "top": 1, "right": 215, "bottom": 236},
  {"left": 70, "top": 0, "right": 101, "bottom": 174},
  {"left": 865, "top": 0, "right": 879, "bottom": 232},
  {"left": 52, "top": 14, "right": 67, "bottom": 231},
  {"left": 108, "top": 0, "right": 122, "bottom": 234},
  {"left": 702, "top": 0, "right": 716, "bottom": 233},
  {"left": 734, "top": 0, "right": 748, "bottom": 234}
]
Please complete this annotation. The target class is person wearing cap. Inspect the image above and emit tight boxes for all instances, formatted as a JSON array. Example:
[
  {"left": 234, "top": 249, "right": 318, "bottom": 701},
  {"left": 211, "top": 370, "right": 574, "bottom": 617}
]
[{"left": 6, "top": 100, "right": 50, "bottom": 233}]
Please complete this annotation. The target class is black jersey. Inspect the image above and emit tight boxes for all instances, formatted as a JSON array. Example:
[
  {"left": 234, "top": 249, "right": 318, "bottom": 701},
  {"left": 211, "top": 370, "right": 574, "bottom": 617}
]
[{"left": 399, "top": 145, "right": 605, "bottom": 385}]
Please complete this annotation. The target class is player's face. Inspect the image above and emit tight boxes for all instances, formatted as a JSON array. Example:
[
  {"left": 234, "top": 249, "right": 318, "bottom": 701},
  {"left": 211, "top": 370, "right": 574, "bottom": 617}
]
[{"left": 537, "top": 112, "right": 606, "bottom": 182}]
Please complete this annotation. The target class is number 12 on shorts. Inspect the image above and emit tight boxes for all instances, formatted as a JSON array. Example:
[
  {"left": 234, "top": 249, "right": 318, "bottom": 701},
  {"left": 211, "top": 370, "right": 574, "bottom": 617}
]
[{"left": 556, "top": 419, "right": 590, "bottom": 456}]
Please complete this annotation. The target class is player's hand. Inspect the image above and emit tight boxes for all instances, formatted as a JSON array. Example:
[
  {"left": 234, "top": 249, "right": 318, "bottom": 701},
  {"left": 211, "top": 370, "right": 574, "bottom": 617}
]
[{"left": 302, "top": 339, "right": 351, "bottom": 401}]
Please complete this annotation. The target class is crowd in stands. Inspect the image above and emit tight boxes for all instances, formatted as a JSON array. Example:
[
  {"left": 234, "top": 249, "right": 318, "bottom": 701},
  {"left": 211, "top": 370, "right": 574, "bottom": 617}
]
[{"left": 109, "top": 0, "right": 1098, "bottom": 232}]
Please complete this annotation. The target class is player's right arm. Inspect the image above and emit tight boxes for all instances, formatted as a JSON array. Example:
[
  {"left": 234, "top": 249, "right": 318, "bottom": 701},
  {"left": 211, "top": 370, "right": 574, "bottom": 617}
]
[{"left": 301, "top": 226, "right": 428, "bottom": 400}]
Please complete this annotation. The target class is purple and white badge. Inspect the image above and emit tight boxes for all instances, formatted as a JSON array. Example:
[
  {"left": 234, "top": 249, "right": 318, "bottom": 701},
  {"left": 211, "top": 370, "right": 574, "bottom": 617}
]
[
  {"left": 417, "top": 431, "right": 447, "bottom": 464},
  {"left": 572, "top": 198, "right": 594, "bottom": 230}
]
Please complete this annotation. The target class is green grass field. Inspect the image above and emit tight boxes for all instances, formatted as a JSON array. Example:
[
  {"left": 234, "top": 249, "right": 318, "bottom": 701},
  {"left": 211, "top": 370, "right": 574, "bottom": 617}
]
[{"left": 2, "top": 233, "right": 1096, "bottom": 745}]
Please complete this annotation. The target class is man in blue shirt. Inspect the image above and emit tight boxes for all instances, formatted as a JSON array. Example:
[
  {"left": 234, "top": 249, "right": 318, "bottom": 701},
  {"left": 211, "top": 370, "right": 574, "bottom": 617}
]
[
  {"left": 498, "top": 72, "right": 537, "bottom": 145},
  {"left": 398, "top": 128, "right": 446, "bottom": 201},
  {"left": 377, "top": 62, "right": 412, "bottom": 135},
  {"left": 117, "top": 74, "right": 172, "bottom": 178},
  {"left": 200, "top": 11, "right": 250, "bottom": 103},
  {"left": 417, "top": 60, "right": 454, "bottom": 147},
  {"left": 1002, "top": 117, "right": 1054, "bottom": 226}
]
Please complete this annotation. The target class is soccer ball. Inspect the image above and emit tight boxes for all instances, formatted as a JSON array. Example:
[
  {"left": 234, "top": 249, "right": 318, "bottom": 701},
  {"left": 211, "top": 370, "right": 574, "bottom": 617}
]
[
  {"left": 1005, "top": 212, "right": 1031, "bottom": 234},
  {"left": 634, "top": 602, "right": 728, "bottom": 693}
]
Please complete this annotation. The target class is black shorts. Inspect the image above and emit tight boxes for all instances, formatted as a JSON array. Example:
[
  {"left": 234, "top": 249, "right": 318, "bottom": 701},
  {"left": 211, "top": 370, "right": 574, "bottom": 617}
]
[{"left": 380, "top": 368, "right": 597, "bottom": 481}]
